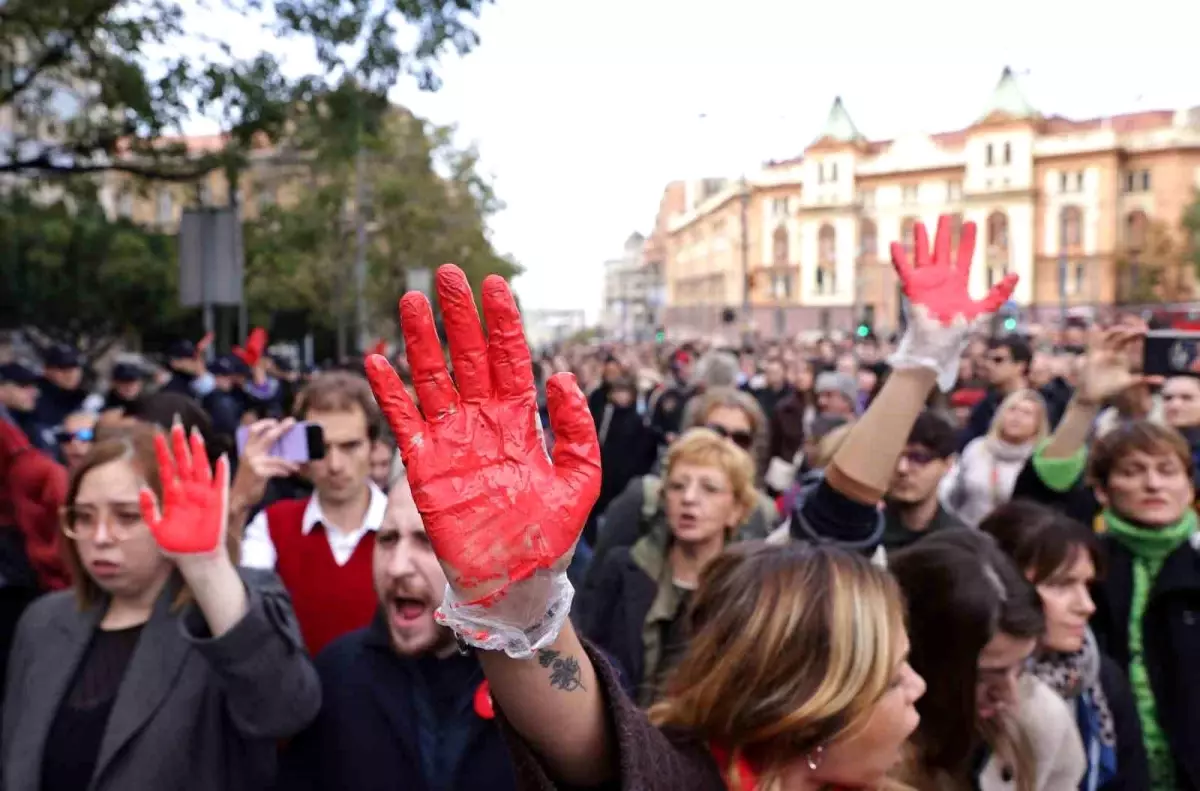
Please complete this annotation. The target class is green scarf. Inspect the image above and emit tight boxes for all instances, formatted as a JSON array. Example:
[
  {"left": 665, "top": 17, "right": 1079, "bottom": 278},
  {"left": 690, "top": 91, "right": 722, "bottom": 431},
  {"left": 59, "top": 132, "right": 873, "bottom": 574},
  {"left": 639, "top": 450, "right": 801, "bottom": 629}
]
[{"left": 1104, "top": 508, "right": 1196, "bottom": 790}]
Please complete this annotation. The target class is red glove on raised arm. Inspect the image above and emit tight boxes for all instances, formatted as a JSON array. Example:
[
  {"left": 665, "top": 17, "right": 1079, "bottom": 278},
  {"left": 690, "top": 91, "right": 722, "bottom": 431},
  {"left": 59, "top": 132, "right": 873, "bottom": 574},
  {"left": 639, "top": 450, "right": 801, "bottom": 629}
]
[
  {"left": 889, "top": 214, "right": 1017, "bottom": 324},
  {"left": 139, "top": 425, "right": 229, "bottom": 556},
  {"left": 233, "top": 327, "right": 269, "bottom": 368},
  {"left": 364, "top": 265, "right": 601, "bottom": 607}
]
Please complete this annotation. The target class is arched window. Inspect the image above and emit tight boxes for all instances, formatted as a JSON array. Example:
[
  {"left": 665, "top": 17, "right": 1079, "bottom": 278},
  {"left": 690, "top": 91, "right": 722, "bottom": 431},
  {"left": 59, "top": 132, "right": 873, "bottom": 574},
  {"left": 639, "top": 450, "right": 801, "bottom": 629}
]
[
  {"left": 986, "top": 211, "right": 1010, "bottom": 287},
  {"left": 772, "top": 225, "right": 789, "bottom": 266},
  {"left": 948, "top": 213, "right": 964, "bottom": 250},
  {"left": 817, "top": 224, "right": 837, "bottom": 295},
  {"left": 1059, "top": 206, "right": 1083, "bottom": 249},
  {"left": 859, "top": 219, "right": 878, "bottom": 259}
]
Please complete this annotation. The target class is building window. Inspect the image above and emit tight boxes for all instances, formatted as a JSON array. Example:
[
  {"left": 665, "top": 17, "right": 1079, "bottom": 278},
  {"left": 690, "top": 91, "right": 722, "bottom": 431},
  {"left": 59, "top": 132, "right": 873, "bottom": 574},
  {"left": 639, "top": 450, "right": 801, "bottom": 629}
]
[
  {"left": 1075, "top": 172, "right": 1085, "bottom": 191},
  {"left": 155, "top": 189, "right": 172, "bottom": 224},
  {"left": 1126, "top": 210, "right": 1148, "bottom": 252},
  {"left": 947, "top": 180, "right": 962, "bottom": 200},
  {"left": 830, "top": 162, "right": 838, "bottom": 181},
  {"left": 817, "top": 163, "right": 825, "bottom": 185},
  {"left": 900, "top": 217, "right": 917, "bottom": 254},
  {"left": 772, "top": 225, "right": 789, "bottom": 266},
  {"left": 1123, "top": 169, "right": 1152, "bottom": 194},
  {"left": 1003, "top": 142, "right": 1012, "bottom": 165},
  {"left": 902, "top": 184, "right": 918, "bottom": 205},
  {"left": 949, "top": 213, "right": 964, "bottom": 250},
  {"left": 818, "top": 224, "right": 837, "bottom": 295},
  {"left": 985, "top": 143, "right": 994, "bottom": 166},
  {"left": 1059, "top": 205, "right": 1083, "bottom": 248},
  {"left": 986, "top": 210, "right": 1010, "bottom": 285},
  {"left": 1073, "top": 262, "right": 1085, "bottom": 296},
  {"left": 859, "top": 219, "right": 878, "bottom": 259}
]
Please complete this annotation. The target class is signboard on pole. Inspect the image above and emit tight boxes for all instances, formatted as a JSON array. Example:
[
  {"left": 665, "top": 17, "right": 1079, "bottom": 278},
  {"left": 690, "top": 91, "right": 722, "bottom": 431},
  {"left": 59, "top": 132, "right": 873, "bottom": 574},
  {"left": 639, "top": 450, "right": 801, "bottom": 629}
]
[{"left": 179, "top": 208, "right": 244, "bottom": 307}]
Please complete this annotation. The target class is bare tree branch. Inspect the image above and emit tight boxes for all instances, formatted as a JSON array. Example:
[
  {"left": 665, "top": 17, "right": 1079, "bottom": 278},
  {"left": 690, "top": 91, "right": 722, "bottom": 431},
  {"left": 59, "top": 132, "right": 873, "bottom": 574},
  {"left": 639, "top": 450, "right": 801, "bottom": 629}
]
[{"left": 0, "top": 150, "right": 220, "bottom": 181}]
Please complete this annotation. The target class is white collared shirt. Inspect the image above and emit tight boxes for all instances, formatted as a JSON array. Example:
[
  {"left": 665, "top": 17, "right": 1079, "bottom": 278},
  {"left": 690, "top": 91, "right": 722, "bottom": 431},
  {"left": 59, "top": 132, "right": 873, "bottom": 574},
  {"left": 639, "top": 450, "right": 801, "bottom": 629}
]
[{"left": 240, "top": 482, "right": 388, "bottom": 569}]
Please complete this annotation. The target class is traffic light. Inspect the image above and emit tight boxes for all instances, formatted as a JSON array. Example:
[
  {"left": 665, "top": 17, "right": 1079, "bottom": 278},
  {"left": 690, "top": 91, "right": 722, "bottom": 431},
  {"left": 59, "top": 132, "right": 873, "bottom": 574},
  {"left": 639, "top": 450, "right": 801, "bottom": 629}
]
[
  {"left": 655, "top": 327, "right": 666, "bottom": 343},
  {"left": 856, "top": 306, "right": 875, "bottom": 339},
  {"left": 1003, "top": 315, "right": 1018, "bottom": 332}
]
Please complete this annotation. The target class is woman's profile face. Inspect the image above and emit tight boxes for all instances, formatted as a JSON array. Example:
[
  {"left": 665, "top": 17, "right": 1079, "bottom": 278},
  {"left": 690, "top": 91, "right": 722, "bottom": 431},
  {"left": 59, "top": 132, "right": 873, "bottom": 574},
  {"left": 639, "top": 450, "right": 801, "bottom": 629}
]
[
  {"left": 1033, "top": 551, "right": 1096, "bottom": 654},
  {"left": 975, "top": 631, "right": 1036, "bottom": 721},
  {"left": 792, "top": 633, "right": 926, "bottom": 786}
]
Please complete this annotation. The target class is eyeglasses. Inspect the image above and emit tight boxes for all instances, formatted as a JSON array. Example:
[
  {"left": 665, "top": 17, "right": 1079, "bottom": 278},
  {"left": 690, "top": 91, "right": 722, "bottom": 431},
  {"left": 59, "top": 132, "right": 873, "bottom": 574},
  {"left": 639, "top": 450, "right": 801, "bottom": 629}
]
[
  {"left": 60, "top": 504, "right": 145, "bottom": 541},
  {"left": 55, "top": 428, "right": 94, "bottom": 444},
  {"left": 705, "top": 424, "right": 754, "bottom": 450}
]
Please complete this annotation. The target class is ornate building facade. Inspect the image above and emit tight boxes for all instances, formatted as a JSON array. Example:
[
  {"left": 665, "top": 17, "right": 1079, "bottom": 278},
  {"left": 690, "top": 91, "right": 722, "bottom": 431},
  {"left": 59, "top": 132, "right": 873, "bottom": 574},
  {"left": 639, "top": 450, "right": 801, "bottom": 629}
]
[{"left": 662, "top": 68, "right": 1200, "bottom": 336}]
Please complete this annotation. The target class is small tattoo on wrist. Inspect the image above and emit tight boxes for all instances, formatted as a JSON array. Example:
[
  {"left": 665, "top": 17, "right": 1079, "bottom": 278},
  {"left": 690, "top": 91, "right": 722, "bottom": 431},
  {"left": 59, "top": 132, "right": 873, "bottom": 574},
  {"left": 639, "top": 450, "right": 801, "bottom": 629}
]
[{"left": 536, "top": 648, "right": 585, "bottom": 692}]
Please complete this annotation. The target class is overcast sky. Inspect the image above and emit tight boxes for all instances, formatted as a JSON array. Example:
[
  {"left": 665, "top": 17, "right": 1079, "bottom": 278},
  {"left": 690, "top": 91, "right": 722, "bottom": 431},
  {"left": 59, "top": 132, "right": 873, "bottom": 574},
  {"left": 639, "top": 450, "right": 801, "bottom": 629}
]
[{"left": 201, "top": 0, "right": 1197, "bottom": 322}]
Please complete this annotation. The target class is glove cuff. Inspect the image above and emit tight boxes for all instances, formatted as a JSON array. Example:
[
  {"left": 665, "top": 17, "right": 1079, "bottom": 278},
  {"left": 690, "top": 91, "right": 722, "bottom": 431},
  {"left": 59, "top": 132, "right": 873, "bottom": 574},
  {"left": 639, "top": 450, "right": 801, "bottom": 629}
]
[{"left": 435, "top": 569, "right": 573, "bottom": 659}]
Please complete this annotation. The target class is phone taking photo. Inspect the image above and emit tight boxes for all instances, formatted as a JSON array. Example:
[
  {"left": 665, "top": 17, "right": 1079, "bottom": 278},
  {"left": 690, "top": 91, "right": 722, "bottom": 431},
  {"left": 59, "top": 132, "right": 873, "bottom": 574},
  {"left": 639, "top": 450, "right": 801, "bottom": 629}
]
[
  {"left": 1143, "top": 330, "right": 1200, "bottom": 378},
  {"left": 235, "top": 422, "right": 327, "bottom": 463}
]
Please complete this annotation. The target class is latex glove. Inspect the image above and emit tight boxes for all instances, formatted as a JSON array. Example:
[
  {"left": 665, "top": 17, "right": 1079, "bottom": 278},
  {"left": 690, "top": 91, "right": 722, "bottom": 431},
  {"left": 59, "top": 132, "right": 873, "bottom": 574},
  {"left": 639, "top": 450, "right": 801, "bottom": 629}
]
[
  {"left": 364, "top": 265, "right": 601, "bottom": 655},
  {"left": 139, "top": 424, "right": 230, "bottom": 557},
  {"left": 889, "top": 214, "right": 1018, "bottom": 391}
]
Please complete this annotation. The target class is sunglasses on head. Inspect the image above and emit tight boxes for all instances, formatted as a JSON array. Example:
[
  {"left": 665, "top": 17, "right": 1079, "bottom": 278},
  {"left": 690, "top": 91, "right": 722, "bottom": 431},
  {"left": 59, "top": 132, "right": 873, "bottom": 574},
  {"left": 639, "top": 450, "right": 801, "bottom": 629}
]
[
  {"left": 55, "top": 428, "right": 94, "bottom": 444},
  {"left": 705, "top": 424, "right": 754, "bottom": 450}
]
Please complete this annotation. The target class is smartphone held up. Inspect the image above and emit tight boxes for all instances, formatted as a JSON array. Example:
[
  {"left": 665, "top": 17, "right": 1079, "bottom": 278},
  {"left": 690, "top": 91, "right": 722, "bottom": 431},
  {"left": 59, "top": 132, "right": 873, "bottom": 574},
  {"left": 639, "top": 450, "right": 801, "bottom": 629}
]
[{"left": 236, "top": 421, "right": 327, "bottom": 463}]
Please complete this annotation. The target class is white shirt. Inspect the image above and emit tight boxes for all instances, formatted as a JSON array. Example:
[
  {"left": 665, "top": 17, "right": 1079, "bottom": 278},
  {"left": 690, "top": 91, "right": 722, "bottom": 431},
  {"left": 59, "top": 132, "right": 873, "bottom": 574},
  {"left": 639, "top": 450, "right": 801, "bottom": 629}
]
[{"left": 241, "top": 482, "right": 388, "bottom": 569}]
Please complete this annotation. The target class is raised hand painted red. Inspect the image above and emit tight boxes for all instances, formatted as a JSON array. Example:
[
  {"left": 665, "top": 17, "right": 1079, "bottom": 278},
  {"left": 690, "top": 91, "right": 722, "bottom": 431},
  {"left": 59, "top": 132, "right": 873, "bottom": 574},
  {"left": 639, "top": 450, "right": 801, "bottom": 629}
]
[
  {"left": 233, "top": 327, "right": 269, "bottom": 367},
  {"left": 364, "top": 265, "right": 601, "bottom": 606},
  {"left": 139, "top": 425, "right": 229, "bottom": 555},
  {"left": 889, "top": 214, "right": 1018, "bottom": 323}
]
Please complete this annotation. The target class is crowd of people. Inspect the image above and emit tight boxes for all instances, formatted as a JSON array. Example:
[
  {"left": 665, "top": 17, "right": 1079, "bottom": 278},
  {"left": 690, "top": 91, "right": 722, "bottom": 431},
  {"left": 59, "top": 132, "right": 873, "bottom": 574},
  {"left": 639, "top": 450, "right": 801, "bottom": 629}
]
[{"left": 0, "top": 215, "right": 1196, "bottom": 790}]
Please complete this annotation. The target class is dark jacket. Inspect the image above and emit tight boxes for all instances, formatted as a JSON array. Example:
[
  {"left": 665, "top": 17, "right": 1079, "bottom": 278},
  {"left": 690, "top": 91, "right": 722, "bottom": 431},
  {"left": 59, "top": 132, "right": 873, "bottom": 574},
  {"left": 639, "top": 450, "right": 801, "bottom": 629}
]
[
  {"left": 1091, "top": 533, "right": 1200, "bottom": 790},
  {"left": 31, "top": 379, "right": 86, "bottom": 431},
  {"left": 500, "top": 642, "right": 725, "bottom": 791},
  {"left": 1096, "top": 653, "right": 1151, "bottom": 791},
  {"left": 1, "top": 569, "right": 321, "bottom": 791},
  {"left": 278, "top": 612, "right": 517, "bottom": 791}
]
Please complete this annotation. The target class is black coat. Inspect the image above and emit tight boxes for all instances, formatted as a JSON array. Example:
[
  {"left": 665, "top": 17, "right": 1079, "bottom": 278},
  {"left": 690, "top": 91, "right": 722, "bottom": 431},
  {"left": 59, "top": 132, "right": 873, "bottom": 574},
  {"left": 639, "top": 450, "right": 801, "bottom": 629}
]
[
  {"left": 1096, "top": 653, "right": 1151, "bottom": 791},
  {"left": 574, "top": 546, "right": 656, "bottom": 697},
  {"left": 1091, "top": 533, "right": 1200, "bottom": 790},
  {"left": 277, "top": 613, "right": 517, "bottom": 791}
]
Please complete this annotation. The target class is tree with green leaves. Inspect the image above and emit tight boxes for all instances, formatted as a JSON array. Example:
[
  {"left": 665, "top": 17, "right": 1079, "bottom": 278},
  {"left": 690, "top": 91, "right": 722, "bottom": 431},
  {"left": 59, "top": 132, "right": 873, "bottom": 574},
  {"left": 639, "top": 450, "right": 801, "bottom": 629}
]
[
  {"left": 241, "top": 98, "right": 520, "bottom": 355},
  {"left": 0, "top": 183, "right": 196, "bottom": 356},
  {"left": 0, "top": 0, "right": 493, "bottom": 179}
]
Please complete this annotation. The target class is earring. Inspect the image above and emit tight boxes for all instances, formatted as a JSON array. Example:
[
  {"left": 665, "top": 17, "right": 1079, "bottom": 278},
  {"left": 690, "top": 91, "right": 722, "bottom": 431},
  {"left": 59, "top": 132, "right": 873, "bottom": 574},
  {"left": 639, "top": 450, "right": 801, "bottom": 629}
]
[{"left": 806, "top": 745, "right": 824, "bottom": 771}]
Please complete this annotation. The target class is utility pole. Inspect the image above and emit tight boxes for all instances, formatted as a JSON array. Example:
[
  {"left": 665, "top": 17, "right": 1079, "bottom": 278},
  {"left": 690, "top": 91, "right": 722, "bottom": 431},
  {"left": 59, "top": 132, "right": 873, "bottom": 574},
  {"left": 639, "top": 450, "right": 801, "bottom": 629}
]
[{"left": 353, "top": 144, "right": 369, "bottom": 355}]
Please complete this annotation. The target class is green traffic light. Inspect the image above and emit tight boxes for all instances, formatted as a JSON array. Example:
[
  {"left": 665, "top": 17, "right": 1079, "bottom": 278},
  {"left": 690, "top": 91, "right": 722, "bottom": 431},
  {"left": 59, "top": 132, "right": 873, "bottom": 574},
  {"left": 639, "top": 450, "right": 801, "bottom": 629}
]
[
  {"left": 1003, "top": 317, "right": 1017, "bottom": 330},
  {"left": 856, "top": 325, "right": 869, "bottom": 338}
]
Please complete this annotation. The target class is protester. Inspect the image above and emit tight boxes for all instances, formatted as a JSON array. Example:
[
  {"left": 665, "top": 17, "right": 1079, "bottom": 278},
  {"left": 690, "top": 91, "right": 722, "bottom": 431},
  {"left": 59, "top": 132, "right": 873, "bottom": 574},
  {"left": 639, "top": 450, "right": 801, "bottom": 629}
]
[
  {"left": 360, "top": 220, "right": 1009, "bottom": 788},
  {"left": 576, "top": 427, "right": 757, "bottom": 704},
  {"left": 55, "top": 411, "right": 96, "bottom": 474},
  {"left": 941, "top": 388, "right": 1048, "bottom": 527},
  {"left": 981, "top": 500, "right": 1150, "bottom": 791},
  {"left": 240, "top": 372, "right": 387, "bottom": 655},
  {"left": 891, "top": 529, "right": 1085, "bottom": 790},
  {"left": 277, "top": 476, "right": 518, "bottom": 791},
  {"left": 1, "top": 424, "right": 319, "bottom": 790}
]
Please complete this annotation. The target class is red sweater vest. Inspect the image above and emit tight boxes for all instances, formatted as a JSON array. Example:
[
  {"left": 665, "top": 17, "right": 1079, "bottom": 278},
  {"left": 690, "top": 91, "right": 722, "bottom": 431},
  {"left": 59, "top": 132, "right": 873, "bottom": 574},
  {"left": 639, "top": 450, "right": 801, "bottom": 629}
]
[{"left": 264, "top": 497, "right": 377, "bottom": 656}]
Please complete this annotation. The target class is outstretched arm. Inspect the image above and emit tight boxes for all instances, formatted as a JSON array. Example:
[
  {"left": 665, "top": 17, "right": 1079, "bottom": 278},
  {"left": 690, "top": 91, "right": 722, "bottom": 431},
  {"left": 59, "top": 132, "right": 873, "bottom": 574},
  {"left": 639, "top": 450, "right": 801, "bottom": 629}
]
[{"left": 364, "top": 267, "right": 615, "bottom": 785}]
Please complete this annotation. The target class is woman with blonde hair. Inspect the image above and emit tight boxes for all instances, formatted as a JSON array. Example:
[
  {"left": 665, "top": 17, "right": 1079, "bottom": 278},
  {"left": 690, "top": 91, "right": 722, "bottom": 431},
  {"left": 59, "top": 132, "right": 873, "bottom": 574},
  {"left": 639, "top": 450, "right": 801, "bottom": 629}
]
[
  {"left": 941, "top": 388, "right": 1048, "bottom": 527},
  {"left": 1, "top": 423, "right": 320, "bottom": 791},
  {"left": 575, "top": 427, "right": 758, "bottom": 704}
]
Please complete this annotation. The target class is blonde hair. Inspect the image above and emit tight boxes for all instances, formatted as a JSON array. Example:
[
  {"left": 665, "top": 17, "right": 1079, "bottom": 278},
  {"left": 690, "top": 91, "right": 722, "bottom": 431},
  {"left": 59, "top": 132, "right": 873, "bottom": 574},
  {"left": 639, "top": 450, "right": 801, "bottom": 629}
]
[
  {"left": 664, "top": 428, "right": 758, "bottom": 522},
  {"left": 648, "top": 543, "right": 908, "bottom": 790},
  {"left": 987, "top": 389, "right": 1049, "bottom": 444}
]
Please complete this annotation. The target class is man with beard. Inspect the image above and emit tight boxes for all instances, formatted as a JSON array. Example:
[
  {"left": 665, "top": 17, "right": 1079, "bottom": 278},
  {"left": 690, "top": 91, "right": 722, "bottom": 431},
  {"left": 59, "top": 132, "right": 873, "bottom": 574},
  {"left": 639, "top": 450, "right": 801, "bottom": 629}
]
[{"left": 276, "top": 477, "right": 517, "bottom": 791}]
